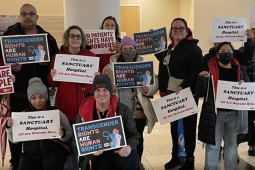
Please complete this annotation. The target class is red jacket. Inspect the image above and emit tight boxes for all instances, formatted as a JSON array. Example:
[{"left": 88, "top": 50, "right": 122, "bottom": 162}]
[
  {"left": 47, "top": 47, "right": 97, "bottom": 121},
  {"left": 98, "top": 53, "right": 114, "bottom": 71},
  {"left": 79, "top": 95, "right": 118, "bottom": 122}
]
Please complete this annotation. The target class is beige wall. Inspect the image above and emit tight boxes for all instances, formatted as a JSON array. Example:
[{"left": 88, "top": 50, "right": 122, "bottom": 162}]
[
  {"left": 180, "top": 0, "right": 194, "bottom": 34},
  {"left": 194, "top": 0, "right": 255, "bottom": 54},
  {"left": 120, "top": 0, "right": 180, "bottom": 74},
  {"left": 0, "top": 0, "right": 63, "bottom": 15}
]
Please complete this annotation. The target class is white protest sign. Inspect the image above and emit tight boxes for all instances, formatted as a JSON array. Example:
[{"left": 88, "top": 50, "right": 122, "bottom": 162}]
[
  {"left": 251, "top": 5, "right": 255, "bottom": 28},
  {"left": 12, "top": 110, "right": 60, "bottom": 142},
  {"left": 84, "top": 30, "right": 116, "bottom": 54},
  {"left": 211, "top": 17, "right": 247, "bottom": 42},
  {"left": 0, "top": 65, "right": 14, "bottom": 94},
  {"left": 215, "top": 80, "right": 255, "bottom": 110},
  {"left": 53, "top": 54, "right": 99, "bottom": 84},
  {"left": 152, "top": 87, "right": 198, "bottom": 125}
]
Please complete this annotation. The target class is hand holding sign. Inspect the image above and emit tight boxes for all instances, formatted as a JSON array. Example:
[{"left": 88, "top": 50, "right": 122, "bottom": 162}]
[
  {"left": 114, "top": 145, "right": 131, "bottom": 157},
  {"left": 93, "top": 149, "right": 104, "bottom": 156},
  {"left": 59, "top": 126, "right": 64, "bottom": 137},
  {"left": 199, "top": 71, "right": 210, "bottom": 77},
  {"left": 50, "top": 69, "right": 57, "bottom": 78},
  {"left": 141, "top": 85, "right": 149, "bottom": 93},
  {"left": 246, "top": 29, "right": 252, "bottom": 39},
  {"left": 7, "top": 117, "right": 13, "bottom": 127},
  {"left": 113, "top": 42, "right": 121, "bottom": 53},
  {"left": 11, "top": 62, "right": 22, "bottom": 72}
]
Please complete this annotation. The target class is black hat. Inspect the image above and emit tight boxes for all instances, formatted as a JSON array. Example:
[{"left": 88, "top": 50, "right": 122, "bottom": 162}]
[{"left": 93, "top": 74, "right": 112, "bottom": 93}]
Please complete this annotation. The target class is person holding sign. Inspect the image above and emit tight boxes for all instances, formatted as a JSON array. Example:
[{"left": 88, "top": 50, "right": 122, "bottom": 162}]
[
  {"left": 5, "top": 77, "right": 72, "bottom": 170},
  {"left": 103, "top": 36, "right": 158, "bottom": 169},
  {"left": 204, "top": 29, "right": 254, "bottom": 72},
  {"left": 0, "top": 4, "right": 59, "bottom": 170},
  {"left": 98, "top": 16, "right": 121, "bottom": 71},
  {"left": 79, "top": 74, "right": 140, "bottom": 170},
  {"left": 48, "top": 25, "right": 98, "bottom": 170},
  {"left": 239, "top": 28, "right": 255, "bottom": 156},
  {"left": 153, "top": 18, "right": 203, "bottom": 170},
  {"left": 196, "top": 42, "right": 250, "bottom": 170}
]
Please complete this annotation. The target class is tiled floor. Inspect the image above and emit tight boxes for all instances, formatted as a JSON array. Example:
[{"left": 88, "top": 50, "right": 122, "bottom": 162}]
[{"left": 2, "top": 97, "right": 255, "bottom": 170}]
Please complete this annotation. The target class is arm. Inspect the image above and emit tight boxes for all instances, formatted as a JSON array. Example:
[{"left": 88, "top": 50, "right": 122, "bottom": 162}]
[
  {"left": 47, "top": 54, "right": 59, "bottom": 87},
  {"left": 195, "top": 75, "right": 209, "bottom": 98},
  {"left": 154, "top": 50, "right": 166, "bottom": 61},
  {"left": 122, "top": 104, "right": 140, "bottom": 150},
  {"left": 59, "top": 110, "right": 73, "bottom": 142},
  {"left": 179, "top": 46, "right": 204, "bottom": 90},
  {"left": 240, "top": 38, "right": 254, "bottom": 65},
  {"left": 142, "top": 74, "right": 158, "bottom": 96},
  {"left": 240, "top": 66, "right": 250, "bottom": 82}
]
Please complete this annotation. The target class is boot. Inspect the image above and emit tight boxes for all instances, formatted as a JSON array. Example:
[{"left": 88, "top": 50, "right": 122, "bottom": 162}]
[
  {"left": 164, "top": 153, "right": 180, "bottom": 169},
  {"left": 179, "top": 156, "right": 195, "bottom": 170},
  {"left": 248, "top": 145, "right": 255, "bottom": 156}
]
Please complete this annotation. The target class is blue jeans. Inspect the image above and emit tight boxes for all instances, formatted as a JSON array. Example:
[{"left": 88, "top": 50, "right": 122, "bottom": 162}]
[{"left": 204, "top": 110, "right": 238, "bottom": 170}]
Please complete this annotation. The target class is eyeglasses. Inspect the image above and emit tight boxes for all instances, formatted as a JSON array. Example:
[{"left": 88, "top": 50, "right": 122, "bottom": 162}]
[
  {"left": 20, "top": 12, "right": 37, "bottom": 17},
  {"left": 172, "top": 27, "right": 186, "bottom": 32},
  {"left": 69, "top": 34, "right": 82, "bottom": 40}
]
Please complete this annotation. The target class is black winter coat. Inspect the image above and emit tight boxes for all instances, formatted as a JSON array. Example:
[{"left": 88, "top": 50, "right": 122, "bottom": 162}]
[
  {"left": 155, "top": 38, "right": 203, "bottom": 94},
  {"left": 0, "top": 22, "right": 59, "bottom": 91},
  {"left": 22, "top": 104, "right": 68, "bottom": 159},
  {"left": 196, "top": 64, "right": 250, "bottom": 145}
]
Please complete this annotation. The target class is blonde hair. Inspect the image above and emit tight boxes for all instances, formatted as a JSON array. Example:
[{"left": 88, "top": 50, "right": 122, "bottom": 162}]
[{"left": 62, "top": 25, "right": 87, "bottom": 52}]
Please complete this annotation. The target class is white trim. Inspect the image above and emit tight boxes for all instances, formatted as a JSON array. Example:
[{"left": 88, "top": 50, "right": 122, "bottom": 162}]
[{"left": 120, "top": 4, "right": 142, "bottom": 31}]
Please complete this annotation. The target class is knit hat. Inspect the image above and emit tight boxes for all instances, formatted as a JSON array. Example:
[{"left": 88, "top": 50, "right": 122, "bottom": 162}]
[
  {"left": 120, "top": 36, "right": 137, "bottom": 49},
  {"left": 92, "top": 74, "right": 112, "bottom": 93},
  {"left": 27, "top": 77, "right": 48, "bottom": 101}
]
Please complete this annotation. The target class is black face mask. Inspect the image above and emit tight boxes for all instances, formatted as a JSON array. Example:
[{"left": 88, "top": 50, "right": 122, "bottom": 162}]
[{"left": 218, "top": 52, "right": 233, "bottom": 65}]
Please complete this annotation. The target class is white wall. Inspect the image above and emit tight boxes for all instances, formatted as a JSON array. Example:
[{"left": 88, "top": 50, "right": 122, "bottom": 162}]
[{"left": 194, "top": 0, "right": 255, "bottom": 54}]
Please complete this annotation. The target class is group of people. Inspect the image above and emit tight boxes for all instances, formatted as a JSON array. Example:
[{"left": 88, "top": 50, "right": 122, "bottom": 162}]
[{"left": 1, "top": 3, "right": 255, "bottom": 170}]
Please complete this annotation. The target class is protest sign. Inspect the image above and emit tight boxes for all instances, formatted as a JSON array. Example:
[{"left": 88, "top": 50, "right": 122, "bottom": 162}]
[
  {"left": 112, "top": 61, "right": 155, "bottom": 88},
  {"left": 53, "top": 54, "right": 99, "bottom": 84},
  {"left": 215, "top": 80, "right": 255, "bottom": 110},
  {"left": 84, "top": 30, "right": 116, "bottom": 54},
  {"left": 251, "top": 5, "right": 255, "bottom": 28},
  {"left": 0, "top": 34, "right": 50, "bottom": 64},
  {"left": 0, "top": 65, "right": 14, "bottom": 94},
  {"left": 73, "top": 116, "right": 127, "bottom": 156},
  {"left": 152, "top": 87, "right": 198, "bottom": 125},
  {"left": 211, "top": 17, "right": 247, "bottom": 42},
  {"left": 133, "top": 27, "right": 168, "bottom": 55},
  {"left": 12, "top": 110, "right": 60, "bottom": 142}
]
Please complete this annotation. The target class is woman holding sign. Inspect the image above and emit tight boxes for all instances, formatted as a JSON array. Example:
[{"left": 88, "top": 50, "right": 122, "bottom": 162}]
[
  {"left": 79, "top": 74, "right": 140, "bottom": 170},
  {"left": 103, "top": 36, "right": 158, "bottom": 169},
  {"left": 153, "top": 18, "right": 203, "bottom": 170},
  {"left": 47, "top": 25, "right": 98, "bottom": 170},
  {"left": 98, "top": 16, "right": 121, "bottom": 71},
  {"left": 6, "top": 77, "right": 72, "bottom": 170},
  {"left": 196, "top": 42, "right": 250, "bottom": 170}
]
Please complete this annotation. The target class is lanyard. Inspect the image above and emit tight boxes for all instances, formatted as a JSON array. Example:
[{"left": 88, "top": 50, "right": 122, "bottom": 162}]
[{"left": 96, "top": 108, "right": 110, "bottom": 119}]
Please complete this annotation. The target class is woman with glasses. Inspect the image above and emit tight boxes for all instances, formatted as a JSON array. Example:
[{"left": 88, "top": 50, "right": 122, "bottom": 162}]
[
  {"left": 47, "top": 25, "right": 98, "bottom": 170},
  {"left": 98, "top": 16, "right": 122, "bottom": 71},
  {"left": 154, "top": 18, "right": 203, "bottom": 170}
]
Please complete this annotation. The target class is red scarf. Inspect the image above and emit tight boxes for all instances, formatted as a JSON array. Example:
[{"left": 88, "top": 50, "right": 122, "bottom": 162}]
[{"left": 208, "top": 57, "right": 241, "bottom": 97}]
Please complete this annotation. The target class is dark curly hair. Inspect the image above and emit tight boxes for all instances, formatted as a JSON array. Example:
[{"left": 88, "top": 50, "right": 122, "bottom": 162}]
[{"left": 169, "top": 18, "right": 193, "bottom": 41}]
